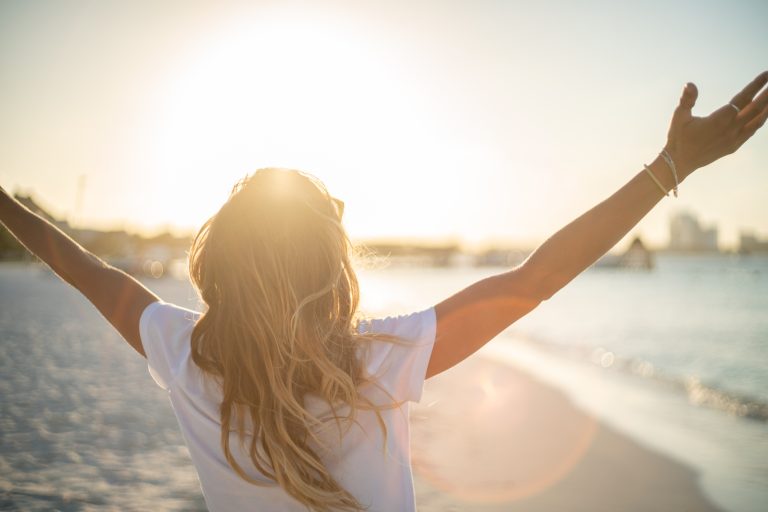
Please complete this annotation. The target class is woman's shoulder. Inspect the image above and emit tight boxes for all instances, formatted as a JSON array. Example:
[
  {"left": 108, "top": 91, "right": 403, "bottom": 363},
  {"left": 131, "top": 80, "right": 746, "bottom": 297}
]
[
  {"left": 140, "top": 300, "right": 202, "bottom": 390},
  {"left": 355, "top": 307, "right": 437, "bottom": 403},
  {"left": 356, "top": 306, "right": 436, "bottom": 342}
]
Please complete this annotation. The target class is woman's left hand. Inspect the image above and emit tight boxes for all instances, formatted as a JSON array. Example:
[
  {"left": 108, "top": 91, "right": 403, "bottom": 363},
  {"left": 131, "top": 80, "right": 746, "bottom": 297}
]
[{"left": 664, "top": 71, "right": 768, "bottom": 180}]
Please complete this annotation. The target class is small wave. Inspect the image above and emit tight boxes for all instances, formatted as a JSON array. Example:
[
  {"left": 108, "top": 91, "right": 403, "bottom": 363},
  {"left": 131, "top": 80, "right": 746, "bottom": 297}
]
[
  {"left": 679, "top": 376, "right": 768, "bottom": 421},
  {"left": 517, "top": 337, "right": 768, "bottom": 423}
]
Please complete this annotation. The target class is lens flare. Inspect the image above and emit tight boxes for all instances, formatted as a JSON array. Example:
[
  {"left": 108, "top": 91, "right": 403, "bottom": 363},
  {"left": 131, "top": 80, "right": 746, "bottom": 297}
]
[{"left": 411, "top": 360, "right": 598, "bottom": 504}]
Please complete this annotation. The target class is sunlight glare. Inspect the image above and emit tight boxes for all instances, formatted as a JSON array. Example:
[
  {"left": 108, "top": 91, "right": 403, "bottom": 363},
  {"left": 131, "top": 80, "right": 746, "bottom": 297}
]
[
  {"left": 145, "top": 12, "right": 423, "bottom": 231},
  {"left": 141, "top": 8, "right": 552, "bottom": 242}
]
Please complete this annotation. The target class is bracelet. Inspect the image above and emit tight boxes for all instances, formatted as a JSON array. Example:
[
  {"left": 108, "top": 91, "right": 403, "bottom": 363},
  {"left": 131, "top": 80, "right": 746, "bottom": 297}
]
[
  {"left": 659, "top": 149, "right": 679, "bottom": 198},
  {"left": 643, "top": 164, "right": 669, "bottom": 197}
]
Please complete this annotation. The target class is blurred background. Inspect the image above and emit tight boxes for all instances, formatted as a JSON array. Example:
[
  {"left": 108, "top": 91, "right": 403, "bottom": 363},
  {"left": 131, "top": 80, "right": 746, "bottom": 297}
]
[
  {"left": 2, "top": 0, "right": 767, "bottom": 248},
  {"left": 1, "top": 1, "right": 766, "bottom": 511}
]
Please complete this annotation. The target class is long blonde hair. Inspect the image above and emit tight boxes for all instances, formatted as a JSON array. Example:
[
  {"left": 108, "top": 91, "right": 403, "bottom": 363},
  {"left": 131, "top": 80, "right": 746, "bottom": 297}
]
[{"left": 188, "top": 168, "right": 386, "bottom": 511}]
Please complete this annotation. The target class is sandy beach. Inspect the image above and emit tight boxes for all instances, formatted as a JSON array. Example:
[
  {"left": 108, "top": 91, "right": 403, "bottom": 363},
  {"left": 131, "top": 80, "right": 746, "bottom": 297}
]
[{"left": 411, "top": 355, "right": 723, "bottom": 512}]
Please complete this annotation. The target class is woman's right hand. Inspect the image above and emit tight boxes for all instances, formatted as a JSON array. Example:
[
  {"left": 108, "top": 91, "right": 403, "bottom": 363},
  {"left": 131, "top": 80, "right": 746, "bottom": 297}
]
[{"left": 664, "top": 71, "right": 768, "bottom": 180}]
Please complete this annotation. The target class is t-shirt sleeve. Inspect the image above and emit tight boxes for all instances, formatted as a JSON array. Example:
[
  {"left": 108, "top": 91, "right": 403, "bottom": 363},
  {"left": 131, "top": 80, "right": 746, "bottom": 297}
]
[
  {"left": 358, "top": 306, "right": 437, "bottom": 403},
  {"left": 139, "top": 300, "right": 200, "bottom": 391}
]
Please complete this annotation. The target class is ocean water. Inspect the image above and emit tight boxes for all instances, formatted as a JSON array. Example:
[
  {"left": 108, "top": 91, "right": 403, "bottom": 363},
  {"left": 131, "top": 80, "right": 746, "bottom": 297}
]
[
  {"left": 360, "top": 254, "right": 768, "bottom": 408},
  {"left": 0, "top": 255, "right": 766, "bottom": 511},
  {"left": 356, "top": 253, "right": 768, "bottom": 512}
]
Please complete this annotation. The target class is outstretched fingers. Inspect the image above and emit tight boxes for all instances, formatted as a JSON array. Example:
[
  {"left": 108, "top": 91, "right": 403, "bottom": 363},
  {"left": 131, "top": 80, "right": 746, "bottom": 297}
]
[
  {"left": 741, "top": 104, "right": 768, "bottom": 138},
  {"left": 731, "top": 91, "right": 768, "bottom": 151},
  {"left": 737, "top": 83, "right": 768, "bottom": 126},
  {"left": 732, "top": 71, "right": 768, "bottom": 106},
  {"left": 710, "top": 71, "right": 768, "bottom": 131}
]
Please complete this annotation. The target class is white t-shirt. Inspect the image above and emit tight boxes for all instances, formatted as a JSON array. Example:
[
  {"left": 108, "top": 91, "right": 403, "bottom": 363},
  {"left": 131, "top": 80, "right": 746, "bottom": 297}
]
[{"left": 139, "top": 301, "right": 437, "bottom": 512}]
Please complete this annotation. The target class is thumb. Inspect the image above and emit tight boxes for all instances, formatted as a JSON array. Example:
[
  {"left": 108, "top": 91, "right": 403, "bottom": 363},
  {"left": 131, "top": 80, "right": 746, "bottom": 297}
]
[{"left": 673, "top": 82, "right": 698, "bottom": 122}]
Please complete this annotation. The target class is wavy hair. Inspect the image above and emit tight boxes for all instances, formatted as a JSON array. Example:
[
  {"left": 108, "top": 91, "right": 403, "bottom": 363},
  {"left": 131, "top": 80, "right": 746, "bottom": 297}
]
[{"left": 188, "top": 168, "right": 390, "bottom": 511}]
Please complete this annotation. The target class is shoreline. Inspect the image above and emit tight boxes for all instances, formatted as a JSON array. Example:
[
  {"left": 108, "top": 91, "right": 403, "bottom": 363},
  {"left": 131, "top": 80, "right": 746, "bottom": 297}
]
[{"left": 411, "top": 355, "right": 723, "bottom": 511}]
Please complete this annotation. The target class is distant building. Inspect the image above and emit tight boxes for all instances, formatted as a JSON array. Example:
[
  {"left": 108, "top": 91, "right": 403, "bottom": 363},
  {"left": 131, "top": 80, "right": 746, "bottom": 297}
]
[
  {"left": 738, "top": 232, "right": 768, "bottom": 254},
  {"left": 594, "top": 236, "right": 654, "bottom": 270},
  {"left": 668, "top": 211, "right": 718, "bottom": 252},
  {"left": 621, "top": 237, "right": 654, "bottom": 269}
]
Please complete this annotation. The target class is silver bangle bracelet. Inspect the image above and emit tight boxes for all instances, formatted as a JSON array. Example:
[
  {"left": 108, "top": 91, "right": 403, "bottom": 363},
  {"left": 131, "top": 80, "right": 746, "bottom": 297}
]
[
  {"left": 659, "top": 149, "right": 679, "bottom": 198},
  {"left": 643, "top": 164, "right": 669, "bottom": 197}
]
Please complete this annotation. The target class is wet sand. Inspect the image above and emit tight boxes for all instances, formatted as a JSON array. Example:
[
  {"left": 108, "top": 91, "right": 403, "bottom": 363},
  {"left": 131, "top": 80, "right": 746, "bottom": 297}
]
[{"left": 411, "top": 355, "right": 723, "bottom": 512}]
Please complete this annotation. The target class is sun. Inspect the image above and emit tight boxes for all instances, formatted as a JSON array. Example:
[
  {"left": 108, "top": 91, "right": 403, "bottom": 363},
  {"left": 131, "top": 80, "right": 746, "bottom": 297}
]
[
  {"left": 138, "top": 8, "right": 536, "bottom": 242},
  {"left": 141, "top": 9, "right": 425, "bottom": 234}
]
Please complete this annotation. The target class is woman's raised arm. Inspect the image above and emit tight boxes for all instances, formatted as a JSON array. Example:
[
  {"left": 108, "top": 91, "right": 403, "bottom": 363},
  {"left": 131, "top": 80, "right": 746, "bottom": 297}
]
[
  {"left": 427, "top": 72, "right": 768, "bottom": 379},
  {"left": 0, "top": 186, "right": 159, "bottom": 357}
]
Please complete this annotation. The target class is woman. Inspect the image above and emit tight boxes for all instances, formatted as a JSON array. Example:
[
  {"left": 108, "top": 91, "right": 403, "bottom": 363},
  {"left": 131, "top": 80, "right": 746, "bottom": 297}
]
[{"left": 1, "top": 73, "right": 766, "bottom": 511}]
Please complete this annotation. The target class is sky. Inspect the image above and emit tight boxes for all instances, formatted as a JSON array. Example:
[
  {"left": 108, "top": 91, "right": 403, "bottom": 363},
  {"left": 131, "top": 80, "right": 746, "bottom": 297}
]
[{"left": 1, "top": 0, "right": 766, "bottom": 250}]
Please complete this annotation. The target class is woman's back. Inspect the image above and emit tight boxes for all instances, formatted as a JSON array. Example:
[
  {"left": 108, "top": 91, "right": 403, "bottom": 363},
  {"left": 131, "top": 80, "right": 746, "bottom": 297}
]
[{"left": 140, "top": 300, "right": 437, "bottom": 511}]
